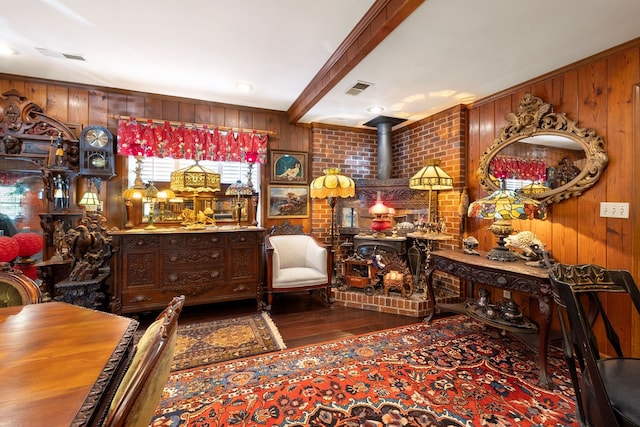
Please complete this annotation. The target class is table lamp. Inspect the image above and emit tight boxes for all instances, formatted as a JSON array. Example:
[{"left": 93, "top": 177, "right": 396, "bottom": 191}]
[
  {"left": 467, "top": 182, "right": 547, "bottom": 262},
  {"left": 409, "top": 159, "right": 454, "bottom": 228},
  {"left": 78, "top": 189, "right": 100, "bottom": 213},
  {"left": 225, "top": 180, "right": 253, "bottom": 227},
  {"left": 144, "top": 182, "right": 159, "bottom": 230}
]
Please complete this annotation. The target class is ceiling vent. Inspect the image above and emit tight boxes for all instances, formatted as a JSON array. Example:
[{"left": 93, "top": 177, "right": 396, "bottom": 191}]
[
  {"left": 345, "top": 80, "right": 373, "bottom": 96},
  {"left": 36, "top": 48, "right": 85, "bottom": 61}
]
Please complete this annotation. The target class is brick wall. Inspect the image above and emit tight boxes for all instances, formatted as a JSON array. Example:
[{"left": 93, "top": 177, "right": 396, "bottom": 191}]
[
  {"left": 310, "top": 125, "right": 377, "bottom": 241},
  {"left": 392, "top": 104, "right": 467, "bottom": 250},
  {"left": 310, "top": 105, "right": 467, "bottom": 249}
]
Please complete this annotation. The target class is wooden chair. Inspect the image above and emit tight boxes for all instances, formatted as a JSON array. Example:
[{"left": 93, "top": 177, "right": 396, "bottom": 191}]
[
  {"left": 549, "top": 264, "right": 640, "bottom": 427},
  {"left": 103, "top": 295, "right": 185, "bottom": 427},
  {"left": 264, "top": 222, "right": 332, "bottom": 311},
  {"left": 0, "top": 267, "right": 42, "bottom": 307}
]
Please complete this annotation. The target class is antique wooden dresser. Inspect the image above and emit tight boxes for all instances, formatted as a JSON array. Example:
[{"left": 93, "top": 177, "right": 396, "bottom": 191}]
[{"left": 109, "top": 227, "right": 264, "bottom": 314}]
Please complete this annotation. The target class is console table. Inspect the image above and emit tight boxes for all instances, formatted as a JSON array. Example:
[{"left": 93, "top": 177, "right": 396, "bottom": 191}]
[
  {"left": 425, "top": 249, "right": 553, "bottom": 388},
  {"left": 109, "top": 227, "right": 265, "bottom": 314}
]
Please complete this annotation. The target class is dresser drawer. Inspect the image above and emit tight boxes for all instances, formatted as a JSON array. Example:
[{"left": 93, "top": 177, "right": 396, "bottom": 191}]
[
  {"left": 119, "top": 235, "right": 161, "bottom": 250},
  {"left": 163, "top": 247, "right": 224, "bottom": 267},
  {"left": 120, "top": 280, "right": 257, "bottom": 313},
  {"left": 162, "top": 264, "right": 225, "bottom": 287},
  {"left": 165, "top": 233, "right": 225, "bottom": 249},
  {"left": 228, "top": 231, "right": 258, "bottom": 245}
]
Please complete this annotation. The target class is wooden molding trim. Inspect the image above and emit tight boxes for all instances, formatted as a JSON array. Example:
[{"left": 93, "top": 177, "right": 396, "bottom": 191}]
[
  {"left": 287, "top": 0, "right": 425, "bottom": 124},
  {"left": 633, "top": 83, "right": 640, "bottom": 355}
]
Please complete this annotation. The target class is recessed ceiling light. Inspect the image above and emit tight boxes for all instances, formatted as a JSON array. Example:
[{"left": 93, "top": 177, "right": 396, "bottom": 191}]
[
  {"left": 0, "top": 43, "right": 19, "bottom": 56},
  {"left": 236, "top": 82, "right": 254, "bottom": 92},
  {"left": 367, "top": 106, "right": 385, "bottom": 114}
]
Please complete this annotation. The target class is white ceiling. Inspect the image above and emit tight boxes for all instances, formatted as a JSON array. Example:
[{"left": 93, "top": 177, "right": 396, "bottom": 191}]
[{"left": 1, "top": 0, "right": 639, "bottom": 129}]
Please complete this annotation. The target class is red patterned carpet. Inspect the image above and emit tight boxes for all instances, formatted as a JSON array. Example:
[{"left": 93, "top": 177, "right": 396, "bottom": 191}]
[{"left": 151, "top": 314, "right": 578, "bottom": 426}]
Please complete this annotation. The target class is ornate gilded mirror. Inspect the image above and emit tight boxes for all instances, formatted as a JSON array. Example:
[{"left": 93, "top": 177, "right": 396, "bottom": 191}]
[{"left": 477, "top": 93, "right": 608, "bottom": 205}]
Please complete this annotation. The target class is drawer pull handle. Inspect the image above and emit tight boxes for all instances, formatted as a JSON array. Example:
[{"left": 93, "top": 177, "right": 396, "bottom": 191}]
[
  {"left": 130, "top": 294, "right": 151, "bottom": 303},
  {"left": 233, "top": 284, "right": 248, "bottom": 292}
]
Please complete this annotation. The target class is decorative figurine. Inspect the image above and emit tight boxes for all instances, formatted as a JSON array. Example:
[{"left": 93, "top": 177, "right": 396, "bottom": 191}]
[
  {"left": 504, "top": 231, "right": 544, "bottom": 260},
  {"left": 50, "top": 132, "right": 66, "bottom": 168},
  {"left": 463, "top": 236, "right": 480, "bottom": 255}
]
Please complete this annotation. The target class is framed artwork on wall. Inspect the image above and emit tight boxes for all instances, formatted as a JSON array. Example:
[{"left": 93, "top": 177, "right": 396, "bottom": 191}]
[
  {"left": 267, "top": 185, "right": 310, "bottom": 218},
  {"left": 270, "top": 150, "right": 307, "bottom": 184}
]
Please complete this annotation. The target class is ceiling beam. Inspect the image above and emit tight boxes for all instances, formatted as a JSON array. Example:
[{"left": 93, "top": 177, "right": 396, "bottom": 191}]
[{"left": 287, "top": 0, "right": 425, "bottom": 124}]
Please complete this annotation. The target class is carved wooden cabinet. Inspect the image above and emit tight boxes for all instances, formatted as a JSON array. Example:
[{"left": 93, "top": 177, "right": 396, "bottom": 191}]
[{"left": 109, "top": 227, "right": 264, "bottom": 314}]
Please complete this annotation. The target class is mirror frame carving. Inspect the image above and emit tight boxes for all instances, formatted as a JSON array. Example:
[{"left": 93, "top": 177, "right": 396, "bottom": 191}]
[{"left": 477, "top": 93, "right": 609, "bottom": 205}]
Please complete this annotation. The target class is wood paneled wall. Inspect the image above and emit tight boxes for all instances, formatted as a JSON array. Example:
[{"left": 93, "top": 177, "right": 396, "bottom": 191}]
[
  {"left": 0, "top": 74, "right": 310, "bottom": 231},
  {"left": 466, "top": 41, "right": 640, "bottom": 356},
  {"left": 2, "top": 37, "right": 639, "bottom": 355}
]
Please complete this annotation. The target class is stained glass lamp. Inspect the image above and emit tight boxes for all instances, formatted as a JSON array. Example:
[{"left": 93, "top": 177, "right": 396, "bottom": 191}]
[{"left": 468, "top": 184, "right": 547, "bottom": 262}]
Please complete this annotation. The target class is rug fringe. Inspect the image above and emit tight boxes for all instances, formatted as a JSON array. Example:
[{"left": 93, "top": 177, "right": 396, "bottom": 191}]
[{"left": 260, "top": 311, "right": 287, "bottom": 350}]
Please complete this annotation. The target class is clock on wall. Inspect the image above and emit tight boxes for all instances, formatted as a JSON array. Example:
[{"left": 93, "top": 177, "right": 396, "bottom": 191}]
[{"left": 80, "top": 125, "right": 115, "bottom": 178}]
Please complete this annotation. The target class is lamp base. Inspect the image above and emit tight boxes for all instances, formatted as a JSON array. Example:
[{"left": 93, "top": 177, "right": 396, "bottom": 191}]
[
  {"left": 486, "top": 246, "right": 520, "bottom": 262},
  {"left": 486, "top": 219, "right": 518, "bottom": 262}
]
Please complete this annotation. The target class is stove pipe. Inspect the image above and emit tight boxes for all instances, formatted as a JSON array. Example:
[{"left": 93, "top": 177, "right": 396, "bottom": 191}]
[{"left": 363, "top": 116, "right": 407, "bottom": 180}]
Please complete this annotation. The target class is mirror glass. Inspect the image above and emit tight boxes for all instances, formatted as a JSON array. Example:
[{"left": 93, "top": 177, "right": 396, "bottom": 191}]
[
  {"left": 0, "top": 170, "right": 45, "bottom": 235},
  {"left": 477, "top": 94, "right": 608, "bottom": 205}
]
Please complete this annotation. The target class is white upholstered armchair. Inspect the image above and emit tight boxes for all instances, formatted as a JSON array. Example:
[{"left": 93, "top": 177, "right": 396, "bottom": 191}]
[{"left": 264, "top": 222, "right": 333, "bottom": 311}]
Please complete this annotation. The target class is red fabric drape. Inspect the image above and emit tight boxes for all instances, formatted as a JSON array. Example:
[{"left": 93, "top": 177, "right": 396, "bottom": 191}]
[
  {"left": 116, "top": 119, "right": 268, "bottom": 164},
  {"left": 490, "top": 156, "right": 546, "bottom": 182}
]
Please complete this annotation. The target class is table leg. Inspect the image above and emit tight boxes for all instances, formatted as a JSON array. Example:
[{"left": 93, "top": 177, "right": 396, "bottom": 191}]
[
  {"left": 537, "top": 294, "right": 553, "bottom": 389},
  {"left": 424, "top": 267, "right": 436, "bottom": 322}
]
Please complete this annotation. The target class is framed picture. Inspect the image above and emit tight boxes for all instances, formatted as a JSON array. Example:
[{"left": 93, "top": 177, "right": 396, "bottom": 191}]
[
  {"left": 267, "top": 185, "right": 310, "bottom": 218},
  {"left": 270, "top": 150, "right": 307, "bottom": 184}
]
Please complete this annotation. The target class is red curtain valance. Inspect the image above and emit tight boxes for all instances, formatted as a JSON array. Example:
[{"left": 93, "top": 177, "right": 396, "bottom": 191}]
[
  {"left": 490, "top": 156, "right": 547, "bottom": 182},
  {"left": 116, "top": 119, "right": 268, "bottom": 164}
]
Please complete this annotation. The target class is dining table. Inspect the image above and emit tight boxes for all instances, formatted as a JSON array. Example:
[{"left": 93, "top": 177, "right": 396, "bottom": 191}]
[{"left": 0, "top": 302, "right": 139, "bottom": 426}]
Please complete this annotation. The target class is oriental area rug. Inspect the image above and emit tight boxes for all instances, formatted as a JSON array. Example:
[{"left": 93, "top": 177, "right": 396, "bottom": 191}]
[
  {"left": 169, "top": 312, "right": 286, "bottom": 371},
  {"left": 151, "top": 314, "right": 578, "bottom": 426}
]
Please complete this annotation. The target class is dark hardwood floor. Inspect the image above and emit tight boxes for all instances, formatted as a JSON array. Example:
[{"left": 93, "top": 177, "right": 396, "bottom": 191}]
[{"left": 134, "top": 292, "right": 426, "bottom": 349}]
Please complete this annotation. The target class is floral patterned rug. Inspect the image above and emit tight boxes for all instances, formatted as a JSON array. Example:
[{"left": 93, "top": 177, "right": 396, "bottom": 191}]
[
  {"left": 169, "top": 311, "right": 286, "bottom": 371},
  {"left": 152, "top": 314, "right": 578, "bottom": 426}
]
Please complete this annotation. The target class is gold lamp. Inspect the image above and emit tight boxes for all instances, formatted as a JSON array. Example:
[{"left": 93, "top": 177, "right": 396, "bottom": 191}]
[
  {"left": 122, "top": 155, "right": 146, "bottom": 228},
  {"left": 310, "top": 168, "right": 355, "bottom": 250},
  {"left": 144, "top": 182, "right": 159, "bottom": 230},
  {"left": 155, "top": 189, "right": 175, "bottom": 221},
  {"left": 225, "top": 180, "right": 253, "bottom": 228},
  {"left": 409, "top": 159, "right": 454, "bottom": 227},
  {"left": 467, "top": 182, "right": 547, "bottom": 262},
  {"left": 170, "top": 160, "right": 221, "bottom": 229}
]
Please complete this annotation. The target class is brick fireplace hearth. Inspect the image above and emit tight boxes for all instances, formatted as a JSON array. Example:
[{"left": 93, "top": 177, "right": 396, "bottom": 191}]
[{"left": 332, "top": 287, "right": 460, "bottom": 318}]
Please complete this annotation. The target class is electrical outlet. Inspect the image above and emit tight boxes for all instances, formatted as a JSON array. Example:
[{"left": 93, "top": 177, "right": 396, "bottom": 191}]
[
  {"left": 599, "top": 202, "right": 630, "bottom": 218},
  {"left": 503, "top": 290, "right": 511, "bottom": 299}
]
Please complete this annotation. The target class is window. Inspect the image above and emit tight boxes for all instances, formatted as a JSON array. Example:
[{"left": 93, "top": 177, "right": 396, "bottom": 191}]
[
  {"left": 0, "top": 184, "right": 26, "bottom": 220},
  {"left": 127, "top": 157, "right": 259, "bottom": 188}
]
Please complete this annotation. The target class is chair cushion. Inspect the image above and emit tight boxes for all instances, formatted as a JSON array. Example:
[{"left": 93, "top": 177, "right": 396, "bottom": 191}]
[
  {"left": 270, "top": 235, "right": 327, "bottom": 275},
  {"left": 584, "top": 358, "right": 640, "bottom": 426},
  {"left": 273, "top": 267, "right": 328, "bottom": 288},
  {"left": 108, "top": 318, "right": 178, "bottom": 427}
]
